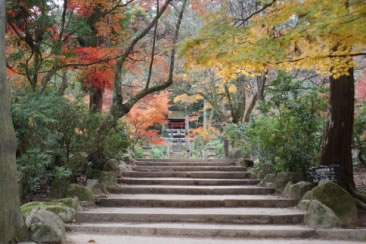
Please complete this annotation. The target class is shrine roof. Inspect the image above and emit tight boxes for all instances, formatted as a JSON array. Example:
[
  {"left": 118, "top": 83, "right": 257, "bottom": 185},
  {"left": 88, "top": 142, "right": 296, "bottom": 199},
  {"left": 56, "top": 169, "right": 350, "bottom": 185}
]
[{"left": 168, "top": 111, "right": 185, "bottom": 120}]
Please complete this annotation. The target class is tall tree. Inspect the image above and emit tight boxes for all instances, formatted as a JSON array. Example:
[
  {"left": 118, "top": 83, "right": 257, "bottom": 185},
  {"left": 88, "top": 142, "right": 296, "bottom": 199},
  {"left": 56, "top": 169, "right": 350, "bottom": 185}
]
[
  {"left": 181, "top": 0, "right": 366, "bottom": 191},
  {"left": 94, "top": 0, "right": 188, "bottom": 148},
  {"left": 0, "top": 0, "right": 24, "bottom": 242}
]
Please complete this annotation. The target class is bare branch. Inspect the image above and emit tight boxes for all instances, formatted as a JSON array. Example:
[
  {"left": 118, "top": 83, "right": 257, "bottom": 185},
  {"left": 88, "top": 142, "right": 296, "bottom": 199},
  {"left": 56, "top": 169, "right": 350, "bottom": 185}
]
[{"left": 145, "top": 0, "right": 160, "bottom": 90}]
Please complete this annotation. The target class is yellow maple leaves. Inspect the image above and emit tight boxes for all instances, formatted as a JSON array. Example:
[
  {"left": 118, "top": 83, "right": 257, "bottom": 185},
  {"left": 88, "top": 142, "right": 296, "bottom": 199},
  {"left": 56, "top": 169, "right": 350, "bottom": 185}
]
[{"left": 181, "top": 0, "right": 366, "bottom": 80}]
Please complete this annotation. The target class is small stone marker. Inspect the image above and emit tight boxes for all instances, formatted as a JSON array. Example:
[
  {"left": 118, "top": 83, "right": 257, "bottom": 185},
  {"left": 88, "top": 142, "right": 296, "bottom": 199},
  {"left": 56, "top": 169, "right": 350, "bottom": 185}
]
[{"left": 306, "top": 165, "right": 342, "bottom": 185}]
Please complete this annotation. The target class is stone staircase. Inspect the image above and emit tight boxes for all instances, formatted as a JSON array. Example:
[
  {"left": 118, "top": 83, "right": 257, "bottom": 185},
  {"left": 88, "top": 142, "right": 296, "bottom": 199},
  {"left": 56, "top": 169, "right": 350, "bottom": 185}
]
[{"left": 66, "top": 159, "right": 366, "bottom": 243}]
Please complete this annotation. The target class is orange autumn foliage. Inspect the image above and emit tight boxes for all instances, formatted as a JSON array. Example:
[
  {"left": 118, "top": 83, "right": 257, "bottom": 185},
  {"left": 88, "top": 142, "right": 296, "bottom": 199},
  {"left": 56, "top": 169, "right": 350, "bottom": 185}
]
[{"left": 125, "top": 92, "right": 170, "bottom": 145}]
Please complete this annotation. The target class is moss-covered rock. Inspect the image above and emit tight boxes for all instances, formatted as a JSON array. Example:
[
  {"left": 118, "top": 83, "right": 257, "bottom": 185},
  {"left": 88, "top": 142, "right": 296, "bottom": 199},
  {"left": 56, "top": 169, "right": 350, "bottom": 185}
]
[
  {"left": 66, "top": 184, "right": 94, "bottom": 201},
  {"left": 52, "top": 197, "right": 80, "bottom": 211},
  {"left": 119, "top": 160, "right": 132, "bottom": 173},
  {"left": 259, "top": 174, "right": 276, "bottom": 187},
  {"left": 257, "top": 163, "right": 276, "bottom": 179},
  {"left": 87, "top": 179, "right": 108, "bottom": 195},
  {"left": 122, "top": 154, "right": 135, "bottom": 165},
  {"left": 283, "top": 181, "right": 314, "bottom": 203},
  {"left": 273, "top": 172, "right": 303, "bottom": 193},
  {"left": 104, "top": 159, "right": 120, "bottom": 173},
  {"left": 99, "top": 171, "right": 117, "bottom": 187},
  {"left": 304, "top": 200, "right": 339, "bottom": 228},
  {"left": 310, "top": 181, "right": 357, "bottom": 226},
  {"left": 50, "top": 178, "right": 70, "bottom": 199},
  {"left": 21, "top": 201, "right": 76, "bottom": 223},
  {"left": 298, "top": 199, "right": 311, "bottom": 210},
  {"left": 25, "top": 209, "right": 66, "bottom": 243},
  {"left": 302, "top": 190, "right": 313, "bottom": 200}
]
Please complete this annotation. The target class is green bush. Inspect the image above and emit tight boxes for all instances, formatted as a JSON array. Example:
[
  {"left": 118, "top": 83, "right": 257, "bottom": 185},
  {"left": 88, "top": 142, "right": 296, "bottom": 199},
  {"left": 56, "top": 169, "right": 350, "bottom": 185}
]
[
  {"left": 12, "top": 91, "right": 130, "bottom": 194},
  {"left": 134, "top": 146, "right": 144, "bottom": 158},
  {"left": 149, "top": 146, "right": 168, "bottom": 159},
  {"left": 354, "top": 102, "right": 366, "bottom": 167},
  {"left": 104, "top": 121, "right": 130, "bottom": 158},
  {"left": 224, "top": 73, "right": 327, "bottom": 174}
]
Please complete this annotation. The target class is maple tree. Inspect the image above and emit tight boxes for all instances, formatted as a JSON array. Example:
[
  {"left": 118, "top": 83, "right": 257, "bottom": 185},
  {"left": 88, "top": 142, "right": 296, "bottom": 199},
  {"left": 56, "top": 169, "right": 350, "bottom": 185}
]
[
  {"left": 0, "top": 0, "right": 24, "bottom": 241},
  {"left": 125, "top": 92, "right": 170, "bottom": 148},
  {"left": 93, "top": 0, "right": 188, "bottom": 150},
  {"left": 175, "top": 69, "right": 267, "bottom": 124},
  {"left": 181, "top": 0, "right": 366, "bottom": 193}
]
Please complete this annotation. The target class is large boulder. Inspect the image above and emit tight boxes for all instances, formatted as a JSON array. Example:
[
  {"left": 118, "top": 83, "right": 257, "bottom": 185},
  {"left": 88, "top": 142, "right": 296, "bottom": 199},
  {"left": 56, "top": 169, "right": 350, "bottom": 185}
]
[
  {"left": 273, "top": 172, "right": 303, "bottom": 193},
  {"left": 304, "top": 200, "right": 339, "bottom": 228},
  {"left": 257, "top": 163, "right": 276, "bottom": 179},
  {"left": 66, "top": 184, "right": 94, "bottom": 201},
  {"left": 99, "top": 171, "right": 117, "bottom": 188},
  {"left": 228, "top": 148, "right": 242, "bottom": 159},
  {"left": 297, "top": 190, "right": 313, "bottom": 210},
  {"left": 298, "top": 199, "right": 311, "bottom": 210},
  {"left": 282, "top": 181, "right": 314, "bottom": 203},
  {"left": 310, "top": 181, "right": 358, "bottom": 226},
  {"left": 50, "top": 178, "right": 70, "bottom": 199},
  {"left": 104, "top": 159, "right": 120, "bottom": 174},
  {"left": 119, "top": 160, "right": 132, "bottom": 173},
  {"left": 25, "top": 209, "right": 66, "bottom": 244},
  {"left": 21, "top": 202, "right": 76, "bottom": 223},
  {"left": 122, "top": 154, "right": 135, "bottom": 165},
  {"left": 52, "top": 197, "right": 80, "bottom": 211},
  {"left": 86, "top": 179, "right": 107, "bottom": 195},
  {"left": 259, "top": 174, "right": 276, "bottom": 188}
]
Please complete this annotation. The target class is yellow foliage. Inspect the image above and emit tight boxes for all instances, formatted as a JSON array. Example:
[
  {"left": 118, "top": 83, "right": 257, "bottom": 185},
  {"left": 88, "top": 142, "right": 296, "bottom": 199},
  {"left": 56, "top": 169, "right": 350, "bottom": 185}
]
[
  {"left": 181, "top": 0, "right": 366, "bottom": 79},
  {"left": 190, "top": 126, "right": 221, "bottom": 142},
  {"left": 174, "top": 94, "right": 203, "bottom": 104}
]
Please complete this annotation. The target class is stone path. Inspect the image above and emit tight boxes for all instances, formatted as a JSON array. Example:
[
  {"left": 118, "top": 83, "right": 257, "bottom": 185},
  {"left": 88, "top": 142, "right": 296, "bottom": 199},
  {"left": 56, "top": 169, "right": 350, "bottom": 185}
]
[{"left": 66, "top": 159, "right": 366, "bottom": 243}]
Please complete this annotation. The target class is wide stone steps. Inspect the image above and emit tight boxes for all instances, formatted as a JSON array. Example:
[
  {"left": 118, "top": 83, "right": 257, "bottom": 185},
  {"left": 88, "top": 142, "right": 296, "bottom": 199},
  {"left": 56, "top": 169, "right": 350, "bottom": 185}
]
[
  {"left": 97, "top": 194, "right": 295, "bottom": 208},
  {"left": 135, "top": 160, "right": 235, "bottom": 167},
  {"left": 76, "top": 207, "right": 304, "bottom": 224},
  {"left": 66, "top": 223, "right": 366, "bottom": 241},
  {"left": 132, "top": 166, "right": 247, "bottom": 172},
  {"left": 121, "top": 171, "right": 252, "bottom": 179},
  {"left": 110, "top": 185, "right": 274, "bottom": 195},
  {"left": 67, "top": 234, "right": 366, "bottom": 244},
  {"left": 67, "top": 159, "right": 366, "bottom": 243},
  {"left": 118, "top": 177, "right": 260, "bottom": 185}
]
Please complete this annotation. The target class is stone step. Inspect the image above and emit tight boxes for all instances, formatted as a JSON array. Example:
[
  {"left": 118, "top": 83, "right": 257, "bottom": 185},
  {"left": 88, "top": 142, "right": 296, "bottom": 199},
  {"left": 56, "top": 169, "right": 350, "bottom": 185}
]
[
  {"left": 118, "top": 177, "right": 260, "bottom": 186},
  {"left": 135, "top": 162, "right": 235, "bottom": 167},
  {"left": 122, "top": 171, "right": 251, "bottom": 179},
  {"left": 66, "top": 234, "right": 366, "bottom": 244},
  {"left": 132, "top": 166, "right": 247, "bottom": 172},
  {"left": 97, "top": 194, "right": 295, "bottom": 208},
  {"left": 65, "top": 223, "right": 366, "bottom": 241},
  {"left": 137, "top": 159, "right": 234, "bottom": 163},
  {"left": 110, "top": 185, "right": 274, "bottom": 195},
  {"left": 76, "top": 207, "right": 304, "bottom": 224}
]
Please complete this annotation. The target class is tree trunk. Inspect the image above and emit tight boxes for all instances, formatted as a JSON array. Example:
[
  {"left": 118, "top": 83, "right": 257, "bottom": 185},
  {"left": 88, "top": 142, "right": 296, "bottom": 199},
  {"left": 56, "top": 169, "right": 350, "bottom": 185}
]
[
  {"left": 89, "top": 87, "right": 104, "bottom": 113},
  {"left": 319, "top": 69, "right": 355, "bottom": 188},
  {"left": 0, "top": 1, "right": 25, "bottom": 241}
]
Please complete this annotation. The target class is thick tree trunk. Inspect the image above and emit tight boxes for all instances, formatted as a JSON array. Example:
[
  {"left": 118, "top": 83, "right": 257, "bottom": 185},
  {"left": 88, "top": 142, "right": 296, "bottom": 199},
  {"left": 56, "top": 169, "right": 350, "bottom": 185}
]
[
  {"left": 89, "top": 87, "right": 104, "bottom": 113},
  {"left": 319, "top": 69, "right": 355, "bottom": 188},
  {"left": 0, "top": 1, "right": 25, "bottom": 242}
]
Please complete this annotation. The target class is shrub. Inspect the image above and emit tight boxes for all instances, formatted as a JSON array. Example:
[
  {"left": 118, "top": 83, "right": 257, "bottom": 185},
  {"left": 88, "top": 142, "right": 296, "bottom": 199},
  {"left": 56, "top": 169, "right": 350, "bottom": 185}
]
[
  {"left": 224, "top": 73, "right": 327, "bottom": 174},
  {"left": 12, "top": 91, "right": 130, "bottom": 194}
]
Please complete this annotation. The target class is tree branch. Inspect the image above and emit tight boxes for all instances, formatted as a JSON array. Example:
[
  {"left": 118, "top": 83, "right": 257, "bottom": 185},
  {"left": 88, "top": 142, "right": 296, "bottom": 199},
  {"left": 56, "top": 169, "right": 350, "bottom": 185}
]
[{"left": 145, "top": 0, "right": 160, "bottom": 90}]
